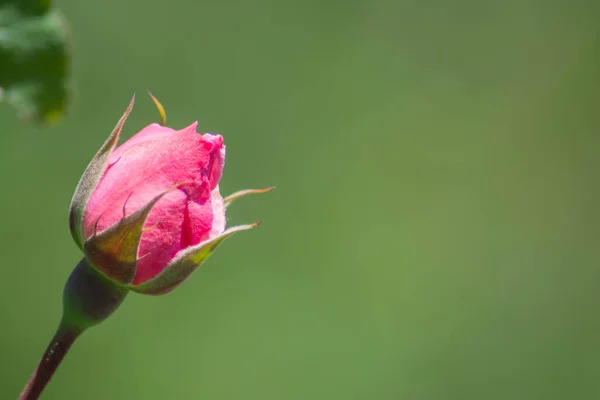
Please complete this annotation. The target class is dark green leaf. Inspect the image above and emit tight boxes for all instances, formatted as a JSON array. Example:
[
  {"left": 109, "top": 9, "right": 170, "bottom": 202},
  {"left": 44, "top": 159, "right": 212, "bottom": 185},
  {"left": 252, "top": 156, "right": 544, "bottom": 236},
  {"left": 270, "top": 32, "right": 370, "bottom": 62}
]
[{"left": 0, "top": 0, "right": 70, "bottom": 124}]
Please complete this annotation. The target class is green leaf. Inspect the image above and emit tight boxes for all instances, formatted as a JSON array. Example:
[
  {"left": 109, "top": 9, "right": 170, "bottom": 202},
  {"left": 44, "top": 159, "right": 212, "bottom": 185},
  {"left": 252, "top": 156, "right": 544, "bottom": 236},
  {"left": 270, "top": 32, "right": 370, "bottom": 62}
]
[{"left": 0, "top": 0, "right": 71, "bottom": 124}]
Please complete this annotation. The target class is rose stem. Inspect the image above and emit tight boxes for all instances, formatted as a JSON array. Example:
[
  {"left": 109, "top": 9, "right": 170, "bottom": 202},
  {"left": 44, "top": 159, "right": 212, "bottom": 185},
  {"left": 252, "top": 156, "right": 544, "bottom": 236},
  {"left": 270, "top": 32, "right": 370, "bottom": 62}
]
[{"left": 18, "top": 324, "right": 80, "bottom": 400}]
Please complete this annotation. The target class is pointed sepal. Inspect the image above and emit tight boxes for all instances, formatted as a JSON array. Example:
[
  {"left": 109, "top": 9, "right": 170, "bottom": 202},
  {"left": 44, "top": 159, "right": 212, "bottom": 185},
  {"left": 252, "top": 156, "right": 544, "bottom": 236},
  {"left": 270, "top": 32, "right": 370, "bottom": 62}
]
[
  {"left": 224, "top": 187, "right": 275, "bottom": 209},
  {"left": 84, "top": 185, "right": 179, "bottom": 284},
  {"left": 69, "top": 96, "right": 135, "bottom": 249},
  {"left": 129, "top": 222, "right": 261, "bottom": 295},
  {"left": 147, "top": 90, "right": 166, "bottom": 126}
]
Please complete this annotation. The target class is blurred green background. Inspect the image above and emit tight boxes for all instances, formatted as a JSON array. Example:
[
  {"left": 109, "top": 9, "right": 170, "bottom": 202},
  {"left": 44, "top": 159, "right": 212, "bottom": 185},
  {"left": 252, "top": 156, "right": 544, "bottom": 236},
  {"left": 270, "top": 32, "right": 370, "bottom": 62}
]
[{"left": 2, "top": 0, "right": 600, "bottom": 399}]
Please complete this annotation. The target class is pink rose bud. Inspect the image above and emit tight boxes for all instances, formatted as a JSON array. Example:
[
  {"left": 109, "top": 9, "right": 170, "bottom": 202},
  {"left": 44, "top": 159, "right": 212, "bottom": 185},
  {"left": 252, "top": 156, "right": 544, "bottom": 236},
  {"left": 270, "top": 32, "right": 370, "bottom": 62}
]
[
  {"left": 17, "top": 95, "right": 273, "bottom": 400},
  {"left": 68, "top": 95, "right": 272, "bottom": 295}
]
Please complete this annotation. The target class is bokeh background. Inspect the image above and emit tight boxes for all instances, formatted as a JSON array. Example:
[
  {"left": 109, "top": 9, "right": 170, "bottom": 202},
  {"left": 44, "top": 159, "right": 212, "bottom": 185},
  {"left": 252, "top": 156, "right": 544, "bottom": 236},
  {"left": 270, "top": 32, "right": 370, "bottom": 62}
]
[{"left": 2, "top": 0, "right": 600, "bottom": 399}]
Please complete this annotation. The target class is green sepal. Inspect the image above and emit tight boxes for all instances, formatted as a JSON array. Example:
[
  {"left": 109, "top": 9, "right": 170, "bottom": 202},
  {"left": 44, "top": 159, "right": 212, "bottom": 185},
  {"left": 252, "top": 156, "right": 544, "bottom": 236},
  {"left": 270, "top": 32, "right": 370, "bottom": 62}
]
[
  {"left": 129, "top": 222, "right": 261, "bottom": 295},
  {"left": 83, "top": 185, "right": 178, "bottom": 284},
  {"left": 68, "top": 96, "right": 135, "bottom": 249},
  {"left": 223, "top": 187, "right": 275, "bottom": 209}
]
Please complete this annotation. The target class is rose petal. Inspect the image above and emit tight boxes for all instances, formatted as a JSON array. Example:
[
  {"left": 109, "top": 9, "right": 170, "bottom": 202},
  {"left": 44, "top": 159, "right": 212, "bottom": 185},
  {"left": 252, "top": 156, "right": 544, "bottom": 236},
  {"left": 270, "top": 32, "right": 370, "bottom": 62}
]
[{"left": 83, "top": 123, "right": 226, "bottom": 284}]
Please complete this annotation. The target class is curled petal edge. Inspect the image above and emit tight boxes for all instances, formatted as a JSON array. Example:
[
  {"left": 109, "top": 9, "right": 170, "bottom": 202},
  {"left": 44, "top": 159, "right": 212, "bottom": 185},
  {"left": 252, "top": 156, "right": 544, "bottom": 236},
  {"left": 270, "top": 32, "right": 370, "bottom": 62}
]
[
  {"left": 128, "top": 222, "right": 261, "bottom": 295},
  {"left": 69, "top": 96, "right": 135, "bottom": 249}
]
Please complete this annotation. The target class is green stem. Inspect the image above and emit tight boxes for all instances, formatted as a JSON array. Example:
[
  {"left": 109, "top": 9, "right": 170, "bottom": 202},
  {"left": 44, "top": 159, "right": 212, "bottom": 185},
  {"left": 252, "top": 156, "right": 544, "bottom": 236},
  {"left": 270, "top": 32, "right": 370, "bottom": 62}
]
[
  {"left": 18, "top": 324, "right": 80, "bottom": 400},
  {"left": 18, "top": 258, "right": 128, "bottom": 399}
]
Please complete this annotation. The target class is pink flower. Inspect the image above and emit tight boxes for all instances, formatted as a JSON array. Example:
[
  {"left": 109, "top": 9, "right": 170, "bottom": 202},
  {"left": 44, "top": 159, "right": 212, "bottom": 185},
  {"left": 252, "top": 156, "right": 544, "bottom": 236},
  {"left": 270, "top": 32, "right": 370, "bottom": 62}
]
[{"left": 68, "top": 96, "right": 272, "bottom": 294}]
